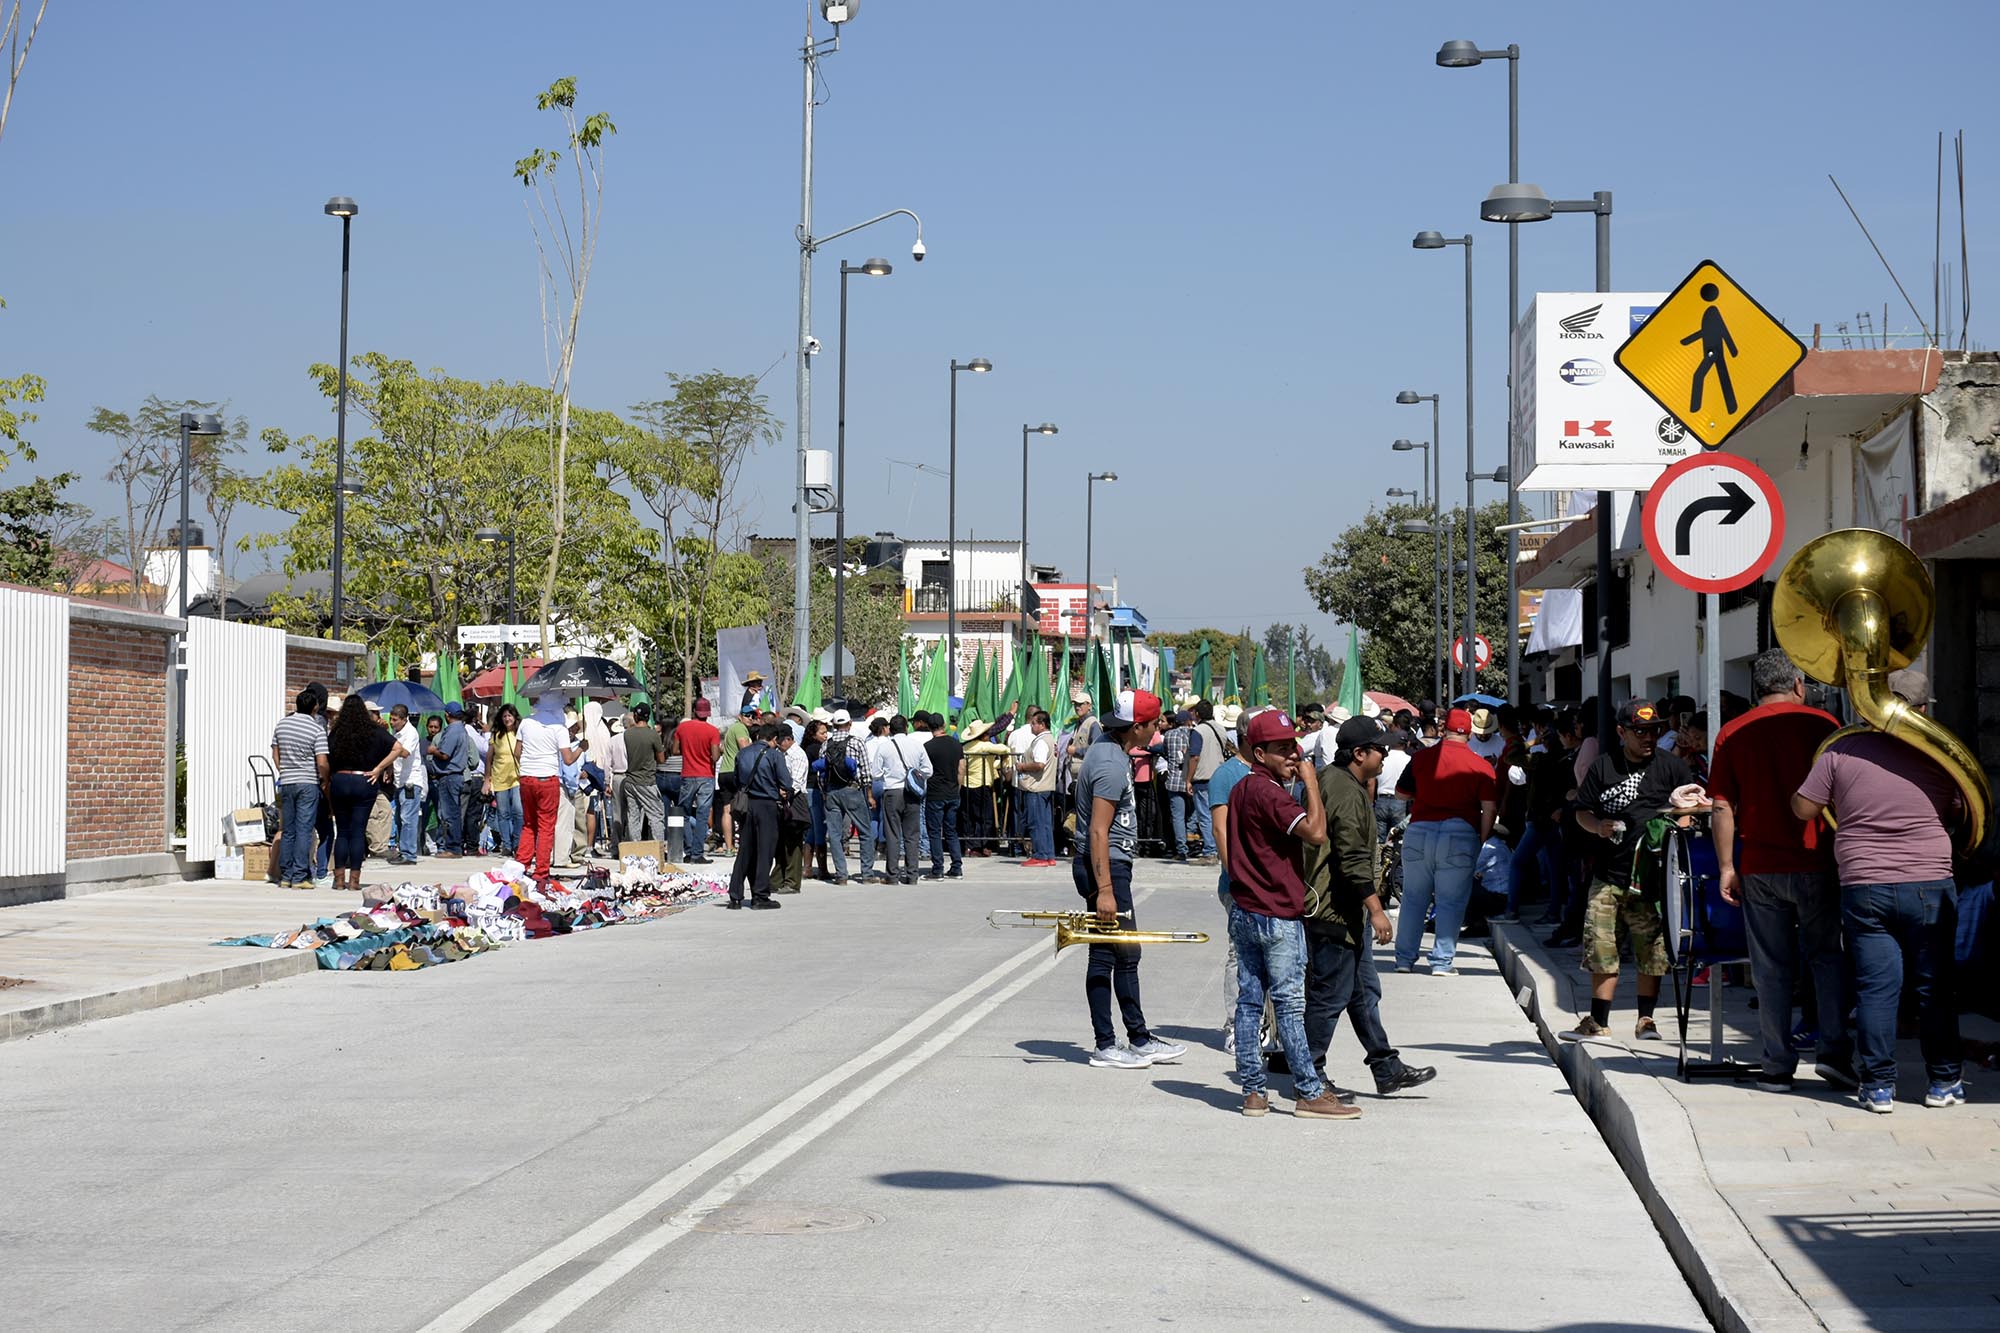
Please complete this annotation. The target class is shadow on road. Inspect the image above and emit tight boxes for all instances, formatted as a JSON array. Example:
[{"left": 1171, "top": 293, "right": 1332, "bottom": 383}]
[
  {"left": 875, "top": 1169, "right": 1689, "bottom": 1332},
  {"left": 1013, "top": 1039, "right": 1088, "bottom": 1064}
]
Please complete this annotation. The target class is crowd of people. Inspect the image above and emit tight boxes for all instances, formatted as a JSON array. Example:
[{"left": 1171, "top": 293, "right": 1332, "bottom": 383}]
[{"left": 267, "top": 644, "right": 1989, "bottom": 1118}]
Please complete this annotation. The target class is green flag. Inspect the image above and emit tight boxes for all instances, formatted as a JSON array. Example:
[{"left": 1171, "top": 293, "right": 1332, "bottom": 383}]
[
  {"left": 996, "top": 643, "right": 1022, "bottom": 718},
  {"left": 1223, "top": 645, "right": 1241, "bottom": 705},
  {"left": 961, "top": 645, "right": 986, "bottom": 724},
  {"left": 1338, "top": 622, "right": 1365, "bottom": 717},
  {"left": 1029, "top": 635, "right": 1051, "bottom": 715},
  {"left": 791, "top": 649, "right": 823, "bottom": 713},
  {"left": 1053, "top": 635, "right": 1073, "bottom": 723},
  {"left": 897, "top": 639, "right": 917, "bottom": 718},
  {"left": 1191, "top": 639, "right": 1212, "bottom": 703},
  {"left": 1091, "top": 638, "right": 1117, "bottom": 713},
  {"left": 629, "top": 653, "right": 650, "bottom": 708},
  {"left": 915, "top": 639, "right": 951, "bottom": 719},
  {"left": 1250, "top": 646, "right": 1268, "bottom": 706}
]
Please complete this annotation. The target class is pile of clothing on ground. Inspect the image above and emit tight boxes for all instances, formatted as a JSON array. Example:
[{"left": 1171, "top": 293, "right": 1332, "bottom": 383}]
[{"left": 219, "top": 857, "right": 726, "bottom": 971}]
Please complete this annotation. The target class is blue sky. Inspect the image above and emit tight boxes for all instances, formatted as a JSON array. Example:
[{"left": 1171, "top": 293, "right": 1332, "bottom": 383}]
[{"left": 3, "top": 1, "right": 1994, "bottom": 646}]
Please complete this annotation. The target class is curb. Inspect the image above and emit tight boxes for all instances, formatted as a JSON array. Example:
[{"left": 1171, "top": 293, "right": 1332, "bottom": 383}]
[
  {"left": 0, "top": 951, "right": 320, "bottom": 1044},
  {"left": 1489, "top": 924, "right": 1822, "bottom": 1333}
]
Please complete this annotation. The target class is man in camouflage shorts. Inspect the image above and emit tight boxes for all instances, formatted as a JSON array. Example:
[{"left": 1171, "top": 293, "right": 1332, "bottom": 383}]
[{"left": 1562, "top": 700, "right": 1698, "bottom": 1043}]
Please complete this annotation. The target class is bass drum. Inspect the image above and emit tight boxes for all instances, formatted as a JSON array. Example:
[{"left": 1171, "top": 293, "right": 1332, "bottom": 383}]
[{"left": 1662, "top": 825, "right": 1748, "bottom": 968}]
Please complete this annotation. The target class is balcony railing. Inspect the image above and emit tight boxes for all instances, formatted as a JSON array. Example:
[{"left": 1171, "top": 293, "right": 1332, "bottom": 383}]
[{"left": 906, "top": 579, "right": 1022, "bottom": 615}]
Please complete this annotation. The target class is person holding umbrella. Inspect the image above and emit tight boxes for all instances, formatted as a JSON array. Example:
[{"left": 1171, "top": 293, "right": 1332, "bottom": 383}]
[{"left": 517, "top": 689, "right": 587, "bottom": 882}]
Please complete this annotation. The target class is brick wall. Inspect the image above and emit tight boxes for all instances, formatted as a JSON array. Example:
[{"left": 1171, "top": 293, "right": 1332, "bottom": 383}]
[
  {"left": 67, "top": 619, "right": 173, "bottom": 860},
  {"left": 285, "top": 643, "right": 359, "bottom": 705}
]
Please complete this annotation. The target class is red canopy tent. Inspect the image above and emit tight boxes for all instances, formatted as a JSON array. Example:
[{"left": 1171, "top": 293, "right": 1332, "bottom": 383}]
[{"left": 464, "top": 657, "right": 545, "bottom": 701}]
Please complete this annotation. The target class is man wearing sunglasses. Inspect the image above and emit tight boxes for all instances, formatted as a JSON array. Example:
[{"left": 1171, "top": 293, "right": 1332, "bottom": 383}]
[{"left": 1563, "top": 699, "right": 1699, "bottom": 1042}]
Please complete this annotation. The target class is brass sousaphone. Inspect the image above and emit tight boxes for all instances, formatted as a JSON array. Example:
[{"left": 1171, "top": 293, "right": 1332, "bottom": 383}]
[{"left": 1771, "top": 528, "right": 1991, "bottom": 848}]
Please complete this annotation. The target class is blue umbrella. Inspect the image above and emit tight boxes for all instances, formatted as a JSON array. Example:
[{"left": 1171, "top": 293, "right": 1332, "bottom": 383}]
[
  {"left": 1451, "top": 691, "right": 1507, "bottom": 709},
  {"left": 356, "top": 678, "right": 449, "bottom": 714}
]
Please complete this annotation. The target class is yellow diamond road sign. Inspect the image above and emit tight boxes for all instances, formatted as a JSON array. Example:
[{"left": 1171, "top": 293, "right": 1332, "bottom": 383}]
[{"left": 1614, "top": 260, "right": 1806, "bottom": 450}]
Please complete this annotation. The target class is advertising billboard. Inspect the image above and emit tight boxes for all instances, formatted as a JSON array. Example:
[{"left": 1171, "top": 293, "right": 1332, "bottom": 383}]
[{"left": 1512, "top": 292, "right": 1695, "bottom": 493}]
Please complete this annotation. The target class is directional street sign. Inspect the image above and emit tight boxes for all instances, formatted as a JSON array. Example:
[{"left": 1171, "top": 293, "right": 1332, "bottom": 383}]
[
  {"left": 1615, "top": 260, "right": 1806, "bottom": 450},
  {"left": 1451, "top": 634, "right": 1492, "bottom": 672},
  {"left": 1640, "top": 452, "right": 1786, "bottom": 593}
]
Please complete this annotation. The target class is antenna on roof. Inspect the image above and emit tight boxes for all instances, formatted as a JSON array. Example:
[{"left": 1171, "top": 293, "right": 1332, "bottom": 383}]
[
  {"left": 1828, "top": 173, "right": 1935, "bottom": 348},
  {"left": 1957, "top": 130, "right": 1972, "bottom": 351}
]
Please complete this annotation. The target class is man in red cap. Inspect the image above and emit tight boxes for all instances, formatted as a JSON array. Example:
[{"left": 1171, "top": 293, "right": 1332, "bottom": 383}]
[
  {"left": 1072, "top": 689, "right": 1186, "bottom": 1069},
  {"left": 1225, "top": 708, "right": 1362, "bottom": 1120},
  {"left": 1393, "top": 707, "right": 1498, "bottom": 975}
]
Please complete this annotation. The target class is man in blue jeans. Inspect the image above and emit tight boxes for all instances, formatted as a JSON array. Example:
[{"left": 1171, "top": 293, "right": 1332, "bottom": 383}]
[
  {"left": 1393, "top": 708, "right": 1498, "bottom": 976},
  {"left": 387, "top": 703, "right": 428, "bottom": 866},
  {"left": 270, "top": 689, "right": 329, "bottom": 890},
  {"left": 821, "top": 710, "right": 875, "bottom": 883},
  {"left": 1794, "top": 675, "right": 1969, "bottom": 1114},
  {"left": 426, "top": 702, "right": 471, "bottom": 858},
  {"left": 1224, "top": 706, "right": 1360, "bottom": 1120}
]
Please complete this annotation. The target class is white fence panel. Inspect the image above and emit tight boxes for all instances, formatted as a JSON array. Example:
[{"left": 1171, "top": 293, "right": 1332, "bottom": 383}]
[
  {"left": 185, "top": 618, "right": 287, "bottom": 862},
  {"left": 0, "top": 588, "right": 69, "bottom": 877}
]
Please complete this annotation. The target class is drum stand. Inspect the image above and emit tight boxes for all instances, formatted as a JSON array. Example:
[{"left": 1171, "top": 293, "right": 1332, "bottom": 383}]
[{"left": 1669, "top": 961, "right": 1759, "bottom": 1081}]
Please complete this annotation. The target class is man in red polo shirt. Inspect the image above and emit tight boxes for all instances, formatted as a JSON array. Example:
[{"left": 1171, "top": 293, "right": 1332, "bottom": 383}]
[
  {"left": 1392, "top": 707, "right": 1498, "bottom": 975},
  {"left": 1226, "top": 708, "right": 1362, "bottom": 1121},
  {"left": 1713, "top": 647, "right": 1855, "bottom": 1093}
]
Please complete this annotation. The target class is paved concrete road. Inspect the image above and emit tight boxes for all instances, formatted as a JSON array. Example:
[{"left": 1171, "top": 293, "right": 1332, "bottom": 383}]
[{"left": 0, "top": 861, "right": 1707, "bottom": 1332}]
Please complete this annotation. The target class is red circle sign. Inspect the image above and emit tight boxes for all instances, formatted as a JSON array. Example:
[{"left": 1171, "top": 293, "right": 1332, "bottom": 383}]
[
  {"left": 1451, "top": 635, "right": 1492, "bottom": 671},
  {"left": 1640, "top": 452, "right": 1785, "bottom": 594}
]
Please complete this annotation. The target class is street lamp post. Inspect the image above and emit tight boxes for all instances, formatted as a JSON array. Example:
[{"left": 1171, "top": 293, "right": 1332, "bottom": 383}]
[
  {"left": 790, "top": 3, "right": 926, "bottom": 692},
  {"left": 475, "top": 528, "right": 517, "bottom": 659},
  {"left": 324, "top": 195, "right": 358, "bottom": 641},
  {"left": 1085, "top": 471, "right": 1117, "bottom": 638},
  {"left": 174, "top": 411, "right": 224, "bottom": 743},
  {"left": 945, "top": 357, "right": 993, "bottom": 682},
  {"left": 1411, "top": 227, "right": 1479, "bottom": 694},
  {"left": 1395, "top": 393, "right": 1445, "bottom": 706},
  {"left": 832, "top": 257, "right": 892, "bottom": 703},
  {"left": 1483, "top": 183, "right": 1613, "bottom": 737},
  {"left": 1020, "top": 422, "right": 1058, "bottom": 639},
  {"left": 1437, "top": 40, "right": 1522, "bottom": 699}
]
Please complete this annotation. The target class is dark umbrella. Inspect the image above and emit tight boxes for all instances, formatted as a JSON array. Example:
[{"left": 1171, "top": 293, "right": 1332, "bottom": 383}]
[
  {"left": 526, "top": 655, "right": 645, "bottom": 700},
  {"left": 355, "top": 678, "right": 449, "bottom": 714}
]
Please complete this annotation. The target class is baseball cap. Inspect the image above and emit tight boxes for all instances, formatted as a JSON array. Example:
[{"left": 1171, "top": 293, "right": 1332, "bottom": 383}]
[
  {"left": 1171, "top": 709, "right": 1193, "bottom": 724},
  {"left": 1108, "top": 688, "right": 1162, "bottom": 727},
  {"left": 1617, "top": 699, "right": 1664, "bottom": 728},
  {"left": 692, "top": 698, "right": 712, "bottom": 717},
  {"left": 1887, "top": 668, "right": 1931, "bottom": 706},
  {"left": 1443, "top": 707, "right": 1473, "bottom": 734},
  {"left": 830, "top": 708, "right": 852, "bottom": 726},
  {"left": 1298, "top": 702, "right": 1326, "bottom": 722},
  {"left": 444, "top": 701, "right": 464, "bottom": 717},
  {"left": 1335, "top": 715, "right": 1387, "bottom": 751},
  {"left": 363, "top": 699, "right": 382, "bottom": 713},
  {"left": 1244, "top": 709, "right": 1299, "bottom": 748}
]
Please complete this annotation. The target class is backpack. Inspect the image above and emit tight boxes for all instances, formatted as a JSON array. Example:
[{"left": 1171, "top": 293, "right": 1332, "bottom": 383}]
[{"left": 825, "top": 733, "right": 860, "bottom": 788}]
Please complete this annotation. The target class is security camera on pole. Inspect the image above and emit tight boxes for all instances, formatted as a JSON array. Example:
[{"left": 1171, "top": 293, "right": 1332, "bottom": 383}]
[{"left": 792, "top": 0, "right": 926, "bottom": 696}]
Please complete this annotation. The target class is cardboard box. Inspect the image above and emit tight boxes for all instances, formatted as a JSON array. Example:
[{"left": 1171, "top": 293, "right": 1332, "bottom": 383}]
[
  {"left": 243, "top": 844, "right": 274, "bottom": 881},
  {"left": 619, "top": 840, "right": 664, "bottom": 863},
  {"left": 215, "top": 851, "right": 246, "bottom": 881},
  {"left": 224, "top": 808, "right": 269, "bottom": 847}
]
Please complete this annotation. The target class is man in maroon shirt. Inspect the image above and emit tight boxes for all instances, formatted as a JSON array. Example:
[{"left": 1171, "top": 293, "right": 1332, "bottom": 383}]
[
  {"left": 1226, "top": 708, "right": 1361, "bottom": 1121},
  {"left": 1712, "top": 648, "right": 1854, "bottom": 1093}
]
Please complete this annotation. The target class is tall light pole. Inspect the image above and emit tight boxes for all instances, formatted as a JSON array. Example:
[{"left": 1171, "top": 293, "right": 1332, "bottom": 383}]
[
  {"left": 174, "top": 412, "right": 224, "bottom": 741},
  {"left": 1392, "top": 434, "right": 1441, "bottom": 712},
  {"left": 475, "top": 528, "right": 517, "bottom": 659},
  {"left": 1085, "top": 470, "right": 1116, "bottom": 638},
  {"left": 324, "top": 195, "right": 358, "bottom": 640},
  {"left": 1020, "top": 422, "right": 1058, "bottom": 640},
  {"left": 791, "top": 3, "right": 926, "bottom": 694},
  {"left": 1412, "top": 231, "right": 1477, "bottom": 694},
  {"left": 1437, "top": 39, "right": 1521, "bottom": 699},
  {"left": 1395, "top": 391, "right": 1444, "bottom": 704},
  {"left": 944, "top": 357, "right": 992, "bottom": 681},
  {"left": 1483, "top": 183, "right": 1613, "bottom": 736},
  {"left": 832, "top": 256, "right": 892, "bottom": 703}
]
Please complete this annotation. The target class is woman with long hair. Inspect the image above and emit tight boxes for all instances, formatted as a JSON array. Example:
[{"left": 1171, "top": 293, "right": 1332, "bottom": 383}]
[
  {"left": 326, "top": 694, "right": 395, "bottom": 892},
  {"left": 485, "top": 703, "right": 524, "bottom": 852}
]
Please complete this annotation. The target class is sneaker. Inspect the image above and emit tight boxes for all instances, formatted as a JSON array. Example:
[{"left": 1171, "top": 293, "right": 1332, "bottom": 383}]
[
  {"left": 1376, "top": 1065, "right": 1438, "bottom": 1094},
  {"left": 1754, "top": 1072, "right": 1795, "bottom": 1093},
  {"left": 1089, "top": 1044, "right": 1153, "bottom": 1070},
  {"left": 725, "top": 899, "right": 743, "bottom": 910},
  {"left": 1394, "top": 964, "right": 1415, "bottom": 974},
  {"left": 945, "top": 868, "right": 963, "bottom": 879},
  {"left": 1860, "top": 1085, "right": 1895, "bottom": 1114},
  {"left": 1634, "top": 1017, "right": 1663, "bottom": 1041},
  {"left": 311, "top": 875, "right": 334, "bottom": 890},
  {"left": 1490, "top": 913, "right": 1519, "bottom": 925},
  {"left": 1813, "top": 1057, "right": 1860, "bottom": 1091},
  {"left": 1560, "top": 1016, "right": 1610, "bottom": 1042},
  {"left": 1222, "top": 1029, "right": 1236, "bottom": 1055},
  {"left": 831, "top": 875, "right": 849, "bottom": 886},
  {"left": 1431, "top": 967, "right": 1457, "bottom": 977},
  {"left": 1545, "top": 931, "right": 1580, "bottom": 949},
  {"left": 1242, "top": 1090, "right": 1270, "bottom": 1117},
  {"left": 922, "top": 873, "right": 943, "bottom": 881},
  {"left": 1925, "top": 1080, "right": 1966, "bottom": 1108},
  {"left": 1294, "top": 1091, "right": 1363, "bottom": 1120},
  {"left": 1129, "top": 1037, "right": 1186, "bottom": 1065}
]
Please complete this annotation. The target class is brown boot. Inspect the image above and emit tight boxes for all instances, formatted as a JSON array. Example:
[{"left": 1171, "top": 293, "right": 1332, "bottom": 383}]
[
  {"left": 1294, "top": 1090, "right": 1363, "bottom": 1120},
  {"left": 1242, "top": 1091, "right": 1270, "bottom": 1118}
]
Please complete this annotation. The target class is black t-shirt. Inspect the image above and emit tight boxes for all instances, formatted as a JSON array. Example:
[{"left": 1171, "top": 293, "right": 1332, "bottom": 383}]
[
  {"left": 328, "top": 724, "right": 393, "bottom": 776},
  {"left": 924, "top": 735, "right": 964, "bottom": 800},
  {"left": 1578, "top": 746, "right": 1697, "bottom": 887}
]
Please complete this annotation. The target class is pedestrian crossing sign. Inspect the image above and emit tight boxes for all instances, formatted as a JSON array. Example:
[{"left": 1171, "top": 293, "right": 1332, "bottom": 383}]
[{"left": 1614, "top": 260, "right": 1806, "bottom": 450}]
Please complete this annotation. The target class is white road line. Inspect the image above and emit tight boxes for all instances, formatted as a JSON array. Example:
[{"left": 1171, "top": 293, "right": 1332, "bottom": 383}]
[
  {"left": 416, "top": 934, "right": 1054, "bottom": 1333},
  {"left": 506, "top": 941, "right": 1075, "bottom": 1331}
]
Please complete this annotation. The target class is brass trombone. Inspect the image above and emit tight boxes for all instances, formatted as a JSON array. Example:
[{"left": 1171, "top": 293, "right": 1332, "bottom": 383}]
[{"left": 988, "top": 909, "right": 1211, "bottom": 954}]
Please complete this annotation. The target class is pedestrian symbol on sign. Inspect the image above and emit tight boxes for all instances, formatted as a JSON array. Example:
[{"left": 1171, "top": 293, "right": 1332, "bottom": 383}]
[{"left": 1681, "top": 283, "right": 1739, "bottom": 415}]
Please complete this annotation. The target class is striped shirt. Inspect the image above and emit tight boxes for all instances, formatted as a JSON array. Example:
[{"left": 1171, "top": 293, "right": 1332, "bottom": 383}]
[{"left": 272, "top": 711, "right": 328, "bottom": 786}]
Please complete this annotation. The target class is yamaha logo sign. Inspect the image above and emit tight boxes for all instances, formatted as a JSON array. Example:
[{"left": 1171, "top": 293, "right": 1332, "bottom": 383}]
[
  {"left": 1559, "top": 357, "right": 1606, "bottom": 386},
  {"left": 1655, "top": 416, "right": 1689, "bottom": 445}
]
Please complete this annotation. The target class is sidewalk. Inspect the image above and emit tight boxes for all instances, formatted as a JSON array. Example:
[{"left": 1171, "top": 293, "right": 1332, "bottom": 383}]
[
  {"left": 1493, "top": 920, "right": 2000, "bottom": 1333},
  {"left": 0, "top": 853, "right": 600, "bottom": 1044}
]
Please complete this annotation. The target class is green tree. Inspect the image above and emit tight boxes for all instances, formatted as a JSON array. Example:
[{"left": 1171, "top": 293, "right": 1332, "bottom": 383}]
[
  {"left": 0, "top": 470, "right": 108, "bottom": 587},
  {"left": 515, "top": 75, "right": 616, "bottom": 654},
  {"left": 88, "top": 396, "right": 246, "bottom": 609},
  {"left": 238, "top": 353, "right": 654, "bottom": 654},
  {"left": 749, "top": 553, "right": 906, "bottom": 710},
  {"left": 622, "top": 370, "right": 779, "bottom": 712},
  {"left": 1304, "top": 499, "right": 1510, "bottom": 701}
]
